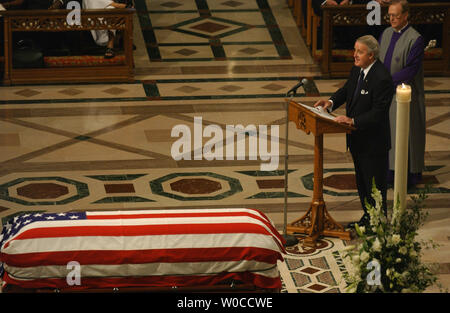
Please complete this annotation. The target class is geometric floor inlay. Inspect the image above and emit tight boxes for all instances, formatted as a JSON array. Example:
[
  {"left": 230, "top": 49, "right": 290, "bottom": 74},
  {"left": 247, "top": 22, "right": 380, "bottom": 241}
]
[
  {"left": 0, "top": 0, "right": 449, "bottom": 294},
  {"left": 279, "top": 235, "right": 348, "bottom": 293},
  {"left": 0, "top": 165, "right": 447, "bottom": 209}
]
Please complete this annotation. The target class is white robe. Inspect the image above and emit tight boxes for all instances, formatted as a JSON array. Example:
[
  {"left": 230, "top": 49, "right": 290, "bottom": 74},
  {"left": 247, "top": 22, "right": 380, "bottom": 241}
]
[{"left": 82, "top": 0, "right": 115, "bottom": 46}]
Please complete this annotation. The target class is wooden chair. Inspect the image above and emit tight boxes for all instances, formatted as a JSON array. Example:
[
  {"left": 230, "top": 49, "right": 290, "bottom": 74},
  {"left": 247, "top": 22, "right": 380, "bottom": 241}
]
[
  {"left": 306, "top": 0, "right": 321, "bottom": 57},
  {"left": 288, "top": 1, "right": 306, "bottom": 38},
  {"left": 306, "top": 0, "right": 313, "bottom": 46},
  {"left": 295, "top": 0, "right": 307, "bottom": 38},
  {"left": 311, "top": 8, "right": 321, "bottom": 58}
]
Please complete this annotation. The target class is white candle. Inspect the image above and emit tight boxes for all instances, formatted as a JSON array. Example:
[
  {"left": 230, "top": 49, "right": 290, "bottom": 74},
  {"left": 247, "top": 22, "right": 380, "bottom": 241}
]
[
  {"left": 396, "top": 83, "right": 411, "bottom": 102},
  {"left": 394, "top": 83, "right": 411, "bottom": 213}
]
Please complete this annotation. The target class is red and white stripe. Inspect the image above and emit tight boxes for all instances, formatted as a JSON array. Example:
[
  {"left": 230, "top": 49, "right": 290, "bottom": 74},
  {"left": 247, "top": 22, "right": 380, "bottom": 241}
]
[{"left": 1, "top": 208, "right": 286, "bottom": 290}]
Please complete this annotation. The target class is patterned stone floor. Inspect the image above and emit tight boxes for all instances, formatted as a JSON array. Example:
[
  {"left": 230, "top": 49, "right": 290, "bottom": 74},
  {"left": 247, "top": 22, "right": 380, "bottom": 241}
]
[
  {"left": 0, "top": 0, "right": 449, "bottom": 292},
  {"left": 278, "top": 235, "right": 349, "bottom": 293}
]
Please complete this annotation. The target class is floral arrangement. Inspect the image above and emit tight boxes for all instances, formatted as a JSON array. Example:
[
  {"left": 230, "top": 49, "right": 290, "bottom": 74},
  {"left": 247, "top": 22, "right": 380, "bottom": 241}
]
[{"left": 342, "top": 183, "right": 442, "bottom": 293}]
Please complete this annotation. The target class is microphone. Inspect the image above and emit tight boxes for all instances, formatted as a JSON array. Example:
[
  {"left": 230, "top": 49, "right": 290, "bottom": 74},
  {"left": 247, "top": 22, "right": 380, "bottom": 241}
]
[{"left": 286, "top": 78, "right": 308, "bottom": 96}]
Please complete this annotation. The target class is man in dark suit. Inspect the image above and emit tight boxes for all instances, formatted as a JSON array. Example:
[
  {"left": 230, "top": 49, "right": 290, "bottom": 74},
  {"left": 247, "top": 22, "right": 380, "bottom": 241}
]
[{"left": 315, "top": 35, "right": 394, "bottom": 228}]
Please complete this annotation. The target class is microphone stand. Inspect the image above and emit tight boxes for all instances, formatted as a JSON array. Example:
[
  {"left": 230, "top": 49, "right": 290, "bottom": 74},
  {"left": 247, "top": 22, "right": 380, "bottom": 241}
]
[{"left": 282, "top": 89, "right": 300, "bottom": 247}]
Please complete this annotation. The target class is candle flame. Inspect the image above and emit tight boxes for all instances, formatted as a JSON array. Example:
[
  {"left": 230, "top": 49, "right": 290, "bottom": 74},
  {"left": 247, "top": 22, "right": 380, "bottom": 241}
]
[{"left": 402, "top": 83, "right": 406, "bottom": 88}]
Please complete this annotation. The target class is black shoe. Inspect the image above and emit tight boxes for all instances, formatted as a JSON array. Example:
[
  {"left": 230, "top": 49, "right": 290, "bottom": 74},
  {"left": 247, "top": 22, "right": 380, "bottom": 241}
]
[
  {"left": 407, "top": 172, "right": 422, "bottom": 190},
  {"left": 346, "top": 213, "right": 370, "bottom": 229},
  {"left": 104, "top": 47, "right": 115, "bottom": 59}
]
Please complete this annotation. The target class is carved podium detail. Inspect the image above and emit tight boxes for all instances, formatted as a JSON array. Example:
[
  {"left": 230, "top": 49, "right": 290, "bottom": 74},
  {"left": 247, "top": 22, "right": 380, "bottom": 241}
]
[{"left": 286, "top": 100, "right": 353, "bottom": 247}]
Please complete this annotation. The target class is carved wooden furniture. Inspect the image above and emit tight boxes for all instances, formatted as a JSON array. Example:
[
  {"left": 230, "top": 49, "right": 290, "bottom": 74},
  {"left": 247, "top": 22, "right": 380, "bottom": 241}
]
[
  {"left": 285, "top": 100, "right": 353, "bottom": 247},
  {"left": 1, "top": 8, "right": 135, "bottom": 85},
  {"left": 321, "top": 3, "right": 450, "bottom": 77},
  {"left": 289, "top": 0, "right": 306, "bottom": 38},
  {"left": 310, "top": 2, "right": 320, "bottom": 58},
  {"left": 306, "top": 0, "right": 312, "bottom": 47}
]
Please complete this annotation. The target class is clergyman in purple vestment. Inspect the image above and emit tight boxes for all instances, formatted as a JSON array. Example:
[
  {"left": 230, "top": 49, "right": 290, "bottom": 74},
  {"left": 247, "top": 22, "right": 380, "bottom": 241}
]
[{"left": 379, "top": 0, "right": 426, "bottom": 188}]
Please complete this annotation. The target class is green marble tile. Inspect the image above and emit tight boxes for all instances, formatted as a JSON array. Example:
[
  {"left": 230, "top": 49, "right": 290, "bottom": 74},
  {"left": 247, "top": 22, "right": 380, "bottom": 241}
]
[
  {"left": 86, "top": 174, "right": 147, "bottom": 181},
  {"left": 143, "top": 82, "right": 160, "bottom": 98},
  {"left": 0, "top": 177, "right": 89, "bottom": 206},
  {"left": 93, "top": 196, "right": 155, "bottom": 204},
  {"left": 237, "top": 170, "right": 296, "bottom": 177},
  {"left": 74, "top": 135, "right": 91, "bottom": 141},
  {"left": 246, "top": 191, "right": 306, "bottom": 199}
]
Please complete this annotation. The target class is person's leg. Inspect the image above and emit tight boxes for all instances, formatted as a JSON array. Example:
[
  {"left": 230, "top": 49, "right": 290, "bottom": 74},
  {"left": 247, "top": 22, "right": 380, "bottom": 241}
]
[
  {"left": 351, "top": 152, "right": 370, "bottom": 215},
  {"left": 104, "top": 30, "right": 115, "bottom": 58},
  {"left": 348, "top": 152, "right": 371, "bottom": 229},
  {"left": 358, "top": 153, "right": 388, "bottom": 216}
]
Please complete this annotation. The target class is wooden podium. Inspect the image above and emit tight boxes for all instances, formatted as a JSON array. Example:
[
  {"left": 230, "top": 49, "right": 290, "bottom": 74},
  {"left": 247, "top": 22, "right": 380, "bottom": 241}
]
[{"left": 285, "top": 99, "right": 353, "bottom": 247}]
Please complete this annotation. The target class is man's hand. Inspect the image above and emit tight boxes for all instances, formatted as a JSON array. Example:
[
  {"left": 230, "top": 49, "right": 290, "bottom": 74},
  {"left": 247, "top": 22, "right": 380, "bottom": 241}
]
[
  {"left": 339, "top": 0, "right": 350, "bottom": 5},
  {"left": 334, "top": 115, "right": 354, "bottom": 125},
  {"left": 324, "top": 0, "right": 339, "bottom": 5},
  {"left": 314, "top": 99, "right": 332, "bottom": 111}
]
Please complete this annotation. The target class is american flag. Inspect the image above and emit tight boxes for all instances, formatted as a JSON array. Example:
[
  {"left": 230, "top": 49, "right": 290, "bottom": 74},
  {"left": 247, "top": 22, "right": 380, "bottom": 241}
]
[{"left": 0, "top": 208, "right": 286, "bottom": 290}]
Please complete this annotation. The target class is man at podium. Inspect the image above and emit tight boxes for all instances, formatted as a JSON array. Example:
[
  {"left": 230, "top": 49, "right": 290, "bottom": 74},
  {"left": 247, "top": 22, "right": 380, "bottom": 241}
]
[{"left": 314, "top": 35, "right": 394, "bottom": 229}]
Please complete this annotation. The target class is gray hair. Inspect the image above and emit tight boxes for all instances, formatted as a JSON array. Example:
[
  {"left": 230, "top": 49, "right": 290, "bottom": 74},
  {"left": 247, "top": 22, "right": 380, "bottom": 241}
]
[
  {"left": 390, "top": 0, "right": 410, "bottom": 14},
  {"left": 356, "top": 35, "right": 380, "bottom": 59}
]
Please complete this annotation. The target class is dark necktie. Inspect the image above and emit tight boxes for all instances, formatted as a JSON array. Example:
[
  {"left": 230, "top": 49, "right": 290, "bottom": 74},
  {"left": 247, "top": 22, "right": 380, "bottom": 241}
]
[{"left": 351, "top": 70, "right": 365, "bottom": 106}]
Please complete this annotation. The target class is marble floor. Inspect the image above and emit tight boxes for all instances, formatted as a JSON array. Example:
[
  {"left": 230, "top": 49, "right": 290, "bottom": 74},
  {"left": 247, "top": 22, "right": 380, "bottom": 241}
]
[{"left": 0, "top": 0, "right": 449, "bottom": 293}]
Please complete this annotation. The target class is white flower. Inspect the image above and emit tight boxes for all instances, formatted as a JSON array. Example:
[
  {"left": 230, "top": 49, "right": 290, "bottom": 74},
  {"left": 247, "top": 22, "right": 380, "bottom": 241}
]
[
  {"left": 360, "top": 251, "right": 370, "bottom": 263},
  {"left": 372, "top": 187, "right": 383, "bottom": 210},
  {"left": 359, "top": 226, "right": 366, "bottom": 234},
  {"left": 409, "top": 249, "right": 417, "bottom": 258},
  {"left": 343, "top": 244, "right": 356, "bottom": 252},
  {"left": 396, "top": 258, "right": 402, "bottom": 263},
  {"left": 402, "top": 271, "right": 409, "bottom": 279},
  {"left": 352, "top": 255, "right": 360, "bottom": 264},
  {"left": 391, "top": 234, "right": 401, "bottom": 245},
  {"left": 399, "top": 246, "right": 408, "bottom": 255},
  {"left": 372, "top": 238, "right": 382, "bottom": 252},
  {"left": 386, "top": 268, "right": 395, "bottom": 277}
]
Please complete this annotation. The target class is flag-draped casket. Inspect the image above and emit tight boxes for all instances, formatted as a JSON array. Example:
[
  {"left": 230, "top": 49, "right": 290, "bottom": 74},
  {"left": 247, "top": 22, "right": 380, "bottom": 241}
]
[{"left": 0, "top": 208, "right": 286, "bottom": 292}]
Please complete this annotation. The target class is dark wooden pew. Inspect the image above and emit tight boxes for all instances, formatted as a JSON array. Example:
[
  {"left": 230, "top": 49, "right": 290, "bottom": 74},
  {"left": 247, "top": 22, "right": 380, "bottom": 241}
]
[
  {"left": 320, "top": 3, "right": 450, "bottom": 77},
  {"left": 1, "top": 8, "right": 135, "bottom": 85}
]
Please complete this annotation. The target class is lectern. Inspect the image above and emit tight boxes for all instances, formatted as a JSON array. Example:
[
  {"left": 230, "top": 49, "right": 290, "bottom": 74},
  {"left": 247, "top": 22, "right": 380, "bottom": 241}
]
[{"left": 285, "top": 99, "right": 354, "bottom": 247}]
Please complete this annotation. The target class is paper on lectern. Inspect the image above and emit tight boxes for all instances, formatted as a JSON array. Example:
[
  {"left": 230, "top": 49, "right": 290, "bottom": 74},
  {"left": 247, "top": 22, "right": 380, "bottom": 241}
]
[{"left": 297, "top": 102, "right": 336, "bottom": 120}]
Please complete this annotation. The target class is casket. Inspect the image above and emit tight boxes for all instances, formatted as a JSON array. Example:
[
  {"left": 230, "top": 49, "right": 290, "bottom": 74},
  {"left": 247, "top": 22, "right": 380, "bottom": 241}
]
[{"left": 0, "top": 208, "right": 285, "bottom": 293}]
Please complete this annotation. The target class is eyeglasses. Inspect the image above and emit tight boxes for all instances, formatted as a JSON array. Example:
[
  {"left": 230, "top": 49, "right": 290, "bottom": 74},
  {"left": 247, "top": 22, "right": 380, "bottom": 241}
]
[{"left": 388, "top": 13, "right": 404, "bottom": 19}]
